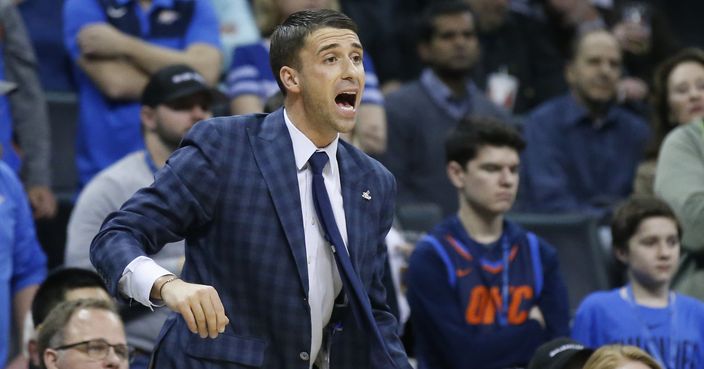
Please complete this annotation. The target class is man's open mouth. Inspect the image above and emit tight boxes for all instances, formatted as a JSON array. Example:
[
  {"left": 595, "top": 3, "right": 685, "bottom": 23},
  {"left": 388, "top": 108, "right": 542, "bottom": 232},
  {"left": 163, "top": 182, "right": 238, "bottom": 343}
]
[{"left": 335, "top": 92, "right": 357, "bottom": 111}]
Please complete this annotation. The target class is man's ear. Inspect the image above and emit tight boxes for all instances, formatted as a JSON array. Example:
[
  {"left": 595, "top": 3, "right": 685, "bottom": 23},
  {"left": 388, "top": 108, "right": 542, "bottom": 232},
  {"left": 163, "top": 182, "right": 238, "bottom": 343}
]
[
  {"left": 614, "top": 246, "right": 629, "bottom": 265},
  {"left": 447, "top": 161, "right": 465, "bottom": 188},
  {"left": 43, "top": 348, "right": 60, "bottom": 369},
  {"left": 140, "top": 105, "right": 157, "bottom": 132},
  {"left": 417, "top": 42, "right": 431, "bottom": 63},
  {"left": 280, "top": 66, "right": 300, "bottom": 94},
  {"left": 28, "top": 338, "right": 41, "bottom": 367},
  {"left": 565, "top": 62, "right": 576, "bottom": 86}
]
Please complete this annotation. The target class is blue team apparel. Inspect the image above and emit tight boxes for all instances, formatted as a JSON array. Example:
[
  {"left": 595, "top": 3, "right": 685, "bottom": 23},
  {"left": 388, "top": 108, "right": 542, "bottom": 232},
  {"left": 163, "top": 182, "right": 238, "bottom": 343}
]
[
  {"left": 63, "top": 0, "right": 221, "bottom": 186},
  {"left": 0, "top": 161, "right": 47, "bottom": 365},
  {"left": 0, "top": 42, "right": 20, "bottom": 172},
  {"left": 573, "top": 288, "right": 704, "bottom": 369},
  {"left": 407, "top": 216, "right": 570, "bottom": 369},
  {"left": 225, "top": 41, "right": 384, "bottom": 106}
]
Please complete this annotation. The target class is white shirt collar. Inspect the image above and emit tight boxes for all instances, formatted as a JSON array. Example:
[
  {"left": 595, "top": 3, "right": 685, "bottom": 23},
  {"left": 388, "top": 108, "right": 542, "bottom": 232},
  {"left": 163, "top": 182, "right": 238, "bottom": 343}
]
[{"left": 283, "top": 108, "right": 339, "bottom": 171}]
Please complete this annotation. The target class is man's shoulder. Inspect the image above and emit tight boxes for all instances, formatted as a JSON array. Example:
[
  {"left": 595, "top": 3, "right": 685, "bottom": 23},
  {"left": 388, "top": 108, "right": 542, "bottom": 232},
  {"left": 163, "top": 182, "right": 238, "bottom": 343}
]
[
  {"left": 384, "top": 80, "right": 426, "bottom": 105},
  {"left": 527, "top": 95, "right": 571, "bottom": 118}
]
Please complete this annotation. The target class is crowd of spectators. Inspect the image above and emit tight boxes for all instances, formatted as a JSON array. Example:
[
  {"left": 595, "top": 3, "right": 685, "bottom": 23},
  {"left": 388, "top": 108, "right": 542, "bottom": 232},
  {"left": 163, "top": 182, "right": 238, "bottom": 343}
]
[{"left": 3, "top": 0, "right": 704, "bottom": 368}]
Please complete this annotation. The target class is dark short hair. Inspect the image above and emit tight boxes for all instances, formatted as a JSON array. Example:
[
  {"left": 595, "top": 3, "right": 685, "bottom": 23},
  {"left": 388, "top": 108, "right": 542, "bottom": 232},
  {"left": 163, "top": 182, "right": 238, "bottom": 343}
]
[
  {"left": 418, "top": 1, "right": 473, "bottom": 44},
  {"left": 32, "top": 267, "right": 108, "bottom": 327},
  {"left": 445, "top": 116, "right": 525, "bottom": 167},
  {"left": 269, "top": 8, "right": 358, "bottom": 96},
  {"left": 568, "top": 29, "right": 618, "bottom": 63},
  {"left": 648, "top": 48, "right": 704, "bottom": 158},
  {"left": 611, "top": 195, "right": 681, "bottom": 253},
  {"left": 37, "top": 299, "right": 120, "bottom": 369}
]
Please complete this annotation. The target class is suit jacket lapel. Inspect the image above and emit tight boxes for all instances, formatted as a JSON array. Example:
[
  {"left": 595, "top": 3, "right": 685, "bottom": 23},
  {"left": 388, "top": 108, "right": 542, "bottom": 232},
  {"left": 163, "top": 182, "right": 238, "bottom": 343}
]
[
  {"left": 248, "top": 109, "right": 309, "bottom": 296},
  {"left": 337, "top": 143, "right": 368, "bottom": 269}
]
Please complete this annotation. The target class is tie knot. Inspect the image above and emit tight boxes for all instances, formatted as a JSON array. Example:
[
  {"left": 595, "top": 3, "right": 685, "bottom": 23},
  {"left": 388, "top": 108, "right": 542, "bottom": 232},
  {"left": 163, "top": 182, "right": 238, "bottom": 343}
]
[{"left": 308, "top": 151, "right": 329, "bottom": 176}]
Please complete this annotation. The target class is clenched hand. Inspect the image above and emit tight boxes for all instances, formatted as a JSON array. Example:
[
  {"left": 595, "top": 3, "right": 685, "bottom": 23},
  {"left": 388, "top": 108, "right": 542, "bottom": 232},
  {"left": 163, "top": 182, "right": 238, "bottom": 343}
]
[{"left": 153, "top": 276, "right": 230, "bottom": 338}]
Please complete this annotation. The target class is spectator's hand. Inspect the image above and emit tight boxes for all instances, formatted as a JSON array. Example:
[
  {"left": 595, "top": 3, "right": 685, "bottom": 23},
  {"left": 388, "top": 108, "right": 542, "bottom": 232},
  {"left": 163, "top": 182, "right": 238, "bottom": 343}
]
[
  {"left": 27, "top": 185, "right": 57, "bottom": 219},
  {"left": 78, "top": 23, "right": 128, "bottom": 58},
  {"left": 155, "top": 277, "right": 230, "bottom": 339},
  {"left": 529, "top": 306, "right": 545, "bottom": 329},
  {"left": 613, "top": 21, "right": 651, "bottom": 55},
  {"left": 617, "top": 77, "right": 649, "bottom": 102},
  {"left": 6, "top": 354, "right": 29, "bottom": 369}
]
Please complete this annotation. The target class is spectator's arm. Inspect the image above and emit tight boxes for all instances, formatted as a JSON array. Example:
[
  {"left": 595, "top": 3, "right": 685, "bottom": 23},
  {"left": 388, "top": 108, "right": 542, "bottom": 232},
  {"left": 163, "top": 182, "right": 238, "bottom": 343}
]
[
  {"left": 77, "top": 0, "right": 222, "bottom": 85},
  {"left": 119, "top": 41, "right": 221, "bottom": 85},
  {"left": 1, "top": 1, "right": 51, "bottom": 189},
  {"left": 571, "top": 296, "right": 600, "bottom": 347},
  {"left": 407, "top": 244, "right": 545, "bottom": 368},
  {"left": 655, "top": 124, "right": 704, "bottom": 254},
  {"left": 77, "top": 57, "right": 149, "bottom": 100},
  {"left": 536, "top": 243, "right": 570, "bottom": 339},
  {"left": 13, "top": 285, "right": 38, "bottom": 347}
]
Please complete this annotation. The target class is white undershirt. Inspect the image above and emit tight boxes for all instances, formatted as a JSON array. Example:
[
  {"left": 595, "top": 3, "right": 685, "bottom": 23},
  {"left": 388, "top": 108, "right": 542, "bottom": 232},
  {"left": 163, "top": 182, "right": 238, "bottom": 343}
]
[{"left": 118, "top": 109, "right": 344, "bottom": 367}]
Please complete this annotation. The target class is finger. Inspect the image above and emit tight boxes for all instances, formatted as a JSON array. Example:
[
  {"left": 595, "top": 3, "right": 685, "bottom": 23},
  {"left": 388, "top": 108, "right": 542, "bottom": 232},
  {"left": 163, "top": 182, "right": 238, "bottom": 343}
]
[
  {"left": 190, "top": 297, "right": 209, "bottom": 338},
  {"left": 209, "top": 291, "right": 229, "bottom": 334},
  {"left": 200, "top": 292, "right": 219, "bottom": 338},
  {"left": 178, "top": 303, "right": 198, "bottom": 335}
]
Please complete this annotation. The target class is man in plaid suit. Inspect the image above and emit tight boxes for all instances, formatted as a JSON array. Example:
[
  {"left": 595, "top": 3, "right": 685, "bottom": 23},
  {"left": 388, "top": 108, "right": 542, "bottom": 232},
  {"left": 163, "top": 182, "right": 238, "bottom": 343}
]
[{"left": 90, "top": 8, "right": 411, "bottom": 369}]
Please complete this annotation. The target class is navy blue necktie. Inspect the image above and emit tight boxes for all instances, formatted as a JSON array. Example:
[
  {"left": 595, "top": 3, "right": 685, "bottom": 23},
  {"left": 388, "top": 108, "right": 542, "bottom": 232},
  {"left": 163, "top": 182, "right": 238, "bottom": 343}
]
[{"left": 308, "top": 151, "right": 396, "bottom": 368}]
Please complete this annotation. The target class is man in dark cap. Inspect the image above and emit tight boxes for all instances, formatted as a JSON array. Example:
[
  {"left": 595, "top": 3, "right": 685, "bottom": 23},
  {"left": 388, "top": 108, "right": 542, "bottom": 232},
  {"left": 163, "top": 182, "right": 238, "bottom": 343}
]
[{"left": 527, "top": 337, "right": 594, "bottom": 369}]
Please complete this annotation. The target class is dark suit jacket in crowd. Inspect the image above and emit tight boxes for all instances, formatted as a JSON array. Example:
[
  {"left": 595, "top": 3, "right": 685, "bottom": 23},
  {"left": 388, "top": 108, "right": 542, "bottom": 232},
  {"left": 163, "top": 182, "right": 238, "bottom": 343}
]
[{"left": 90, "top": 108, "right": 410, "bottom": 369}]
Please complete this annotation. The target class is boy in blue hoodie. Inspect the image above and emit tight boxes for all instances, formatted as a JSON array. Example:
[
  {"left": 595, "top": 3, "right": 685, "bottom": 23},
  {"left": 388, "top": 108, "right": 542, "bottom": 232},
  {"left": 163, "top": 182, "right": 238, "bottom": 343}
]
[{"left": 407, "top": 117, "right": 570, "bottom": 369}]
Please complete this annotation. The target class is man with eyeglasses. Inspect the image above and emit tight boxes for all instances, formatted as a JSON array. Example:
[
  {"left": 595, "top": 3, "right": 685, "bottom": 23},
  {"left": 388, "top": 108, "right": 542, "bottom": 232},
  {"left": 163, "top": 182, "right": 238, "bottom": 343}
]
[{"left": 37, "top": 299, "right": 131, "bottom": 369}]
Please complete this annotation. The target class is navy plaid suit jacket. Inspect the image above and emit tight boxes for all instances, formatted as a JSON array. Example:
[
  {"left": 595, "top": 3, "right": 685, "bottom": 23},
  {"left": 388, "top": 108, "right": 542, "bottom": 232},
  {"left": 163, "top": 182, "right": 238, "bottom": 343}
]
[{"left": 90, "top": 108, "right": 411, "bottom": 369}]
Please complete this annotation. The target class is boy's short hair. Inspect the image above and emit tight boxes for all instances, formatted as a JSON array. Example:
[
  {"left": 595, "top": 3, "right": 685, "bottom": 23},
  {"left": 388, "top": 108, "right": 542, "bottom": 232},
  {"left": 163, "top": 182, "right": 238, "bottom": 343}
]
[
  {"left": 445, "top": 116, "right": 525, "bottom": 167},
  {"left": 31, "top": 267, "right": 109, "bottom": 326},
  {"left": 611, "top": 195, "right": 681, "bottom": 253}
]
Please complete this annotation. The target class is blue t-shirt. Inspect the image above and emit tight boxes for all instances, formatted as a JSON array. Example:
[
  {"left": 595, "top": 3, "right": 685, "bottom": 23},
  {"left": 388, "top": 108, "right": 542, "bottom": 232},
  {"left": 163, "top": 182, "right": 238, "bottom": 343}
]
[
  {"left": 63, "top": 0, "right": 221, "bottom": 186},
  {"left": 225, "top": 40, "right": 384, "bottom": 106},
  {"left": 0, "top": 42, "right": 20, "bottom": 173},
  {"left": 0, "top": 161, "right": 47, "bottom": 365},
  {"left": 573, "top": 288, "right": 704, "bottom": 369}
]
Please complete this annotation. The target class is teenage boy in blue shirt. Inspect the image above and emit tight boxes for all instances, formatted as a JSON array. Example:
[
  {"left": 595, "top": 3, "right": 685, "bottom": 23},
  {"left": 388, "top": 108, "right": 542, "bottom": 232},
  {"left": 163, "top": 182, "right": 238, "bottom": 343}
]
[{"left": 572, "top": 196, "right": 704, "bottom": 369}]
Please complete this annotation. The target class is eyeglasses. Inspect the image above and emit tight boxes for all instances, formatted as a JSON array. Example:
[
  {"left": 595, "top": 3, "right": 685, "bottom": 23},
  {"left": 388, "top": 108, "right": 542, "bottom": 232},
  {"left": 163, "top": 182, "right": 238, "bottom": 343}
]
[{"left": 53, "top": 338, "right": 134, "bottom": 362}]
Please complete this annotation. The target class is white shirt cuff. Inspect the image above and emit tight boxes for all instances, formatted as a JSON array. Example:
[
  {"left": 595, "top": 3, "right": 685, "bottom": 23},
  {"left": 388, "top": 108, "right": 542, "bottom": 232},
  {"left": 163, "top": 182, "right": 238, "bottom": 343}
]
[{"left": 118, "top": 256, "right": 174, "bottom": 308}]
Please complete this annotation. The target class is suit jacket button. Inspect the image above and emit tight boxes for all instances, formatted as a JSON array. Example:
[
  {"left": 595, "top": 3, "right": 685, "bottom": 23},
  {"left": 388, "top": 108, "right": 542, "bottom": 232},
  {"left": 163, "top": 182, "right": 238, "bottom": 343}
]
[{"left": 299, "top": 351, "right": 310, "bottom": 361}]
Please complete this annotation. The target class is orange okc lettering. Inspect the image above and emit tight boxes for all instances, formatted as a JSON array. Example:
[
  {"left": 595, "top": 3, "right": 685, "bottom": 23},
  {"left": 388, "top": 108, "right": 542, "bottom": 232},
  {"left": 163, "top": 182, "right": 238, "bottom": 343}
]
[{"left": 465, "top": 285, "right": 534, "bottom": 325}]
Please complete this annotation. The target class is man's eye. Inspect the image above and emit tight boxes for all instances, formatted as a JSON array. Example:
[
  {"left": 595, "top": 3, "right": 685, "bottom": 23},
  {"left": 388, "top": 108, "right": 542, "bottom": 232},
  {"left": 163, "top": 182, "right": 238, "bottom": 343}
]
[{"left": 325, "top": 56, "right": 337, "bottom": 63}]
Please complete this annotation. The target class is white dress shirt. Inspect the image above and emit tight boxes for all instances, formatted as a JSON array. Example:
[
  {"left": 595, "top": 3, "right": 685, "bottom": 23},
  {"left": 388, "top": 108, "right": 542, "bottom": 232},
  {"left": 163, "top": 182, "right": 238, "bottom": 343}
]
[{"left": 118, "top": 109, "right": 345, "bottom": 367}]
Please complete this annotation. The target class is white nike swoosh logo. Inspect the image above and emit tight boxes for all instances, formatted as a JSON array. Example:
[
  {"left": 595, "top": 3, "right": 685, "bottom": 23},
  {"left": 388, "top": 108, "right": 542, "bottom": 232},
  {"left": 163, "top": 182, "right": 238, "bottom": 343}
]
[{"left": 106, "top": 6, "right": 127, "bottom": 18}]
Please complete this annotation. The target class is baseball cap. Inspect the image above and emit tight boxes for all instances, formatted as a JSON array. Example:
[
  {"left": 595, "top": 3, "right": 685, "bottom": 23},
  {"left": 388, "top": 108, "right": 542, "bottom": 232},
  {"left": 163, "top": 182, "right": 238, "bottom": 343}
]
[
  {"left": 141, "top": 64, "right": 212, "bottom": 107},
  {"left": 527, "top": 338, "right": 594, "bottom": 369}
]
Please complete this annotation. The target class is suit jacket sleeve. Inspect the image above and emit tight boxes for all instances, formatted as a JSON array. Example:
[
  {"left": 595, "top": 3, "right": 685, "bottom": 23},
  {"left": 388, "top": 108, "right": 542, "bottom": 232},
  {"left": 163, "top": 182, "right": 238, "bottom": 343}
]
[{"left": 90, "top": 120, "right": 224, "bottom": 299}]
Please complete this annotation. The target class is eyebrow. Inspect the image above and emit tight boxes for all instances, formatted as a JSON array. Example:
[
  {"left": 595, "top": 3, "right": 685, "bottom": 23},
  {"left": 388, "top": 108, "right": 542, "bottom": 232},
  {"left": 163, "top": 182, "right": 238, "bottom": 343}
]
[{"left": 317, "top": 42, "right": 363, "bottom": 55}]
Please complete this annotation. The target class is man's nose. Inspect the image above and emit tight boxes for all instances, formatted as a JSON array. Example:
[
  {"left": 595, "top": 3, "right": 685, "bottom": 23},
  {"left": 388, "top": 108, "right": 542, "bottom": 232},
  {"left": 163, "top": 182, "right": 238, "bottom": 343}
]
[
  {"left": 104, "top": 347, "right": 124, "bottom": 368},
  {"left": 190, "top": 104, "right": 210, "bottom": 121},
  {"left": 342, "top": 57, "right": 363, "bottom": 81}
]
